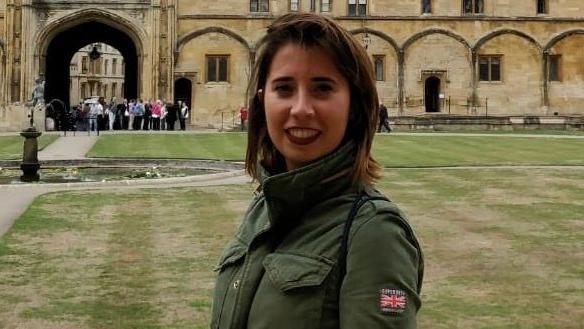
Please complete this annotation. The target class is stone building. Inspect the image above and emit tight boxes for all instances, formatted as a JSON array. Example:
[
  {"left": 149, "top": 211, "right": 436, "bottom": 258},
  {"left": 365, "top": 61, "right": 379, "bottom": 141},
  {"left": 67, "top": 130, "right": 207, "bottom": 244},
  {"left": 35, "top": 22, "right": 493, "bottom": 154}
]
[
  {"left": 69, "top": 43, "right": 125, "bottom": 106},
  {"left": 0, "top": 0, "right": 582, "bottom": 131}
]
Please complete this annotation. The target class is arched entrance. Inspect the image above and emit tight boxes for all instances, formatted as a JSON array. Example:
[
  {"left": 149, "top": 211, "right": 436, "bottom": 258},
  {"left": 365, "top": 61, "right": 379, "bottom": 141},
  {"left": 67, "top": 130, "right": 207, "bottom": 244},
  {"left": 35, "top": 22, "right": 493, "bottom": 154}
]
[
  {"left": 424, "top": 76, "right": 441, "bottom": 112},
  {"left": 174, "top": 78, "right": 192, "bottom": 111},
  {"left": 43, "top": 21, "right": 139, "bottom": 109}
]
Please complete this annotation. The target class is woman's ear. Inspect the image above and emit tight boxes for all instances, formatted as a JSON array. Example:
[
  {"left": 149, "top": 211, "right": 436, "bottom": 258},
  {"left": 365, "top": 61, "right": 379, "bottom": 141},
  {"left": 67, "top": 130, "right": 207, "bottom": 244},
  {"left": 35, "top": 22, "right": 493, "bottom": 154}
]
[{"left": 256, "top": 89, "right": 264, "bottom": 105}]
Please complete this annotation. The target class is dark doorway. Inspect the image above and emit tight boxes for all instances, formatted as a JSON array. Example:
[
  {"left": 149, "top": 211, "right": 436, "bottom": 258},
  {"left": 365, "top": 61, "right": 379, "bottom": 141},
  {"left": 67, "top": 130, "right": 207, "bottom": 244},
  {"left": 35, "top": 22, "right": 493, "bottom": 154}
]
[
  {"left": 44, "top": 21, "right": 138, "bottom": 109},
  {"left": 424, "top": 76, "right": 440, "bottom": 112},
  {"left": 174, "top": 78, "right": 192, "bottom": 110}
]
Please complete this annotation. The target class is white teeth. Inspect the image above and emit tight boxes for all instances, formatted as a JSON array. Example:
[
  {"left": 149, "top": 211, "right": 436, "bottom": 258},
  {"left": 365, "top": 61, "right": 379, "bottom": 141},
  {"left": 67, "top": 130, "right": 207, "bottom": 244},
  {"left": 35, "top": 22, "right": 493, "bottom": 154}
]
[{"left": 287, "top": 128, "right": 319, "bottom": 139}]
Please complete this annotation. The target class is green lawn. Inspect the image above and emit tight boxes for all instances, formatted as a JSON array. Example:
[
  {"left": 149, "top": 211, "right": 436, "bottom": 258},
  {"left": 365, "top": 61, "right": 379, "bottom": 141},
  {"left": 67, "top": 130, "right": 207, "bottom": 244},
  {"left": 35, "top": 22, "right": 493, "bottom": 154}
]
[
  {"left": 372, "top": 135, "right": 584, "bottom": 167},
  {"left": 88, "top": 133, "right": 584, "bottom": 167},
  {"left": 399, "top": 129, "right": 584, "bottom": 136},
  {"left": 1, "top": 168, "right": 582, "bottom": 328},
  {"left": 87, "top": 133, "right": 247, "bottom": 161},
  {"left": 0, "top": 135, "right": 59, "bottom": 160}
]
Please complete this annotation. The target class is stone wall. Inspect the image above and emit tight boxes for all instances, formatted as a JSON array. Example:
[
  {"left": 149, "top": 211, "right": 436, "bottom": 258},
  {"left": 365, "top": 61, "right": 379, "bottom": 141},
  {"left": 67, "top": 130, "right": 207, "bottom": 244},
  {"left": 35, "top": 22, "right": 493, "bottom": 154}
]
[
  {"left": 0, "top": 104, "right": 45, "bottom": 132},
  {"left": 0, "top": 0, "right": 582, "bottom": 131}
]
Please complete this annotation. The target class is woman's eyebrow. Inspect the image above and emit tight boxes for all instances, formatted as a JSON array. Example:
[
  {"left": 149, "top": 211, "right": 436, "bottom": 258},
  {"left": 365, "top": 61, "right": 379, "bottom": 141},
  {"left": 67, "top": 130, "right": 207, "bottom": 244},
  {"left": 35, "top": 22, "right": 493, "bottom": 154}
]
[
  {"left": 270, "top": 76, "right": 294, "bottom": 83},
  {"left": 270, "top": 76, "right": 338, "bottom": 84},
  {"left": 312, "top": 77, "right": 337, "bottom": 84}
]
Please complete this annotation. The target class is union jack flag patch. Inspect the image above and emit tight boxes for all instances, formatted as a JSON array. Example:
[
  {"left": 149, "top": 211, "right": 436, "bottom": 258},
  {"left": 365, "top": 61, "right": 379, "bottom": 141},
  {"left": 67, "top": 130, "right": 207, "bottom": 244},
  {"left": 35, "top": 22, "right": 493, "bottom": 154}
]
[{"left": 380, "top": 288, "right": 407, "bottom": 314}]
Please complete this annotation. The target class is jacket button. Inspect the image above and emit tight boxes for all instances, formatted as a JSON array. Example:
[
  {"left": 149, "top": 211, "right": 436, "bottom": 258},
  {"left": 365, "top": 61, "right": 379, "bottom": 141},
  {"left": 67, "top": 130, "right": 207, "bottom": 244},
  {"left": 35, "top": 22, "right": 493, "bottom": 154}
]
[{"left": 233, "top": 280, "right": 240, "bottom": 290}]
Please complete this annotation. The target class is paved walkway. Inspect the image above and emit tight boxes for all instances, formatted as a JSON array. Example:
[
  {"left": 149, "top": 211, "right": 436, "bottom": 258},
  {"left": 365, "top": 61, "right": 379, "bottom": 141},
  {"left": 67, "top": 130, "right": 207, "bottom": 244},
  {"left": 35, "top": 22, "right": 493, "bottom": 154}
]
[{"left": 39, "top": 134, "right": 98, "bottom": 160}]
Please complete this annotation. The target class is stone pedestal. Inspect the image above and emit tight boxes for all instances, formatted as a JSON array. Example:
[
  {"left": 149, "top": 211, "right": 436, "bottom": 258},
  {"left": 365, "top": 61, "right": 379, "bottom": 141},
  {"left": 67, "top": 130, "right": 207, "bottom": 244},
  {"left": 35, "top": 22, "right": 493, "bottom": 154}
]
[{"left": 20, "top": 127, "right": 42, "bottom": 182}]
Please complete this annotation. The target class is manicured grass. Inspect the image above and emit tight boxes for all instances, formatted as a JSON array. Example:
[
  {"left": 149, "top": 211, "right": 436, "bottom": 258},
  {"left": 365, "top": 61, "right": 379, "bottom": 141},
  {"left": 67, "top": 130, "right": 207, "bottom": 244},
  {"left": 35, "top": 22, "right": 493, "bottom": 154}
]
[
  {"left": 373, "top": 135, "right": 584, "bottom": 167},
  {"left": 87, "top": 133, "right": 247, "bottom": 160},
  {"left": 0, "top": 135, "right": 59, "bottom": 160},
  {"left": 1, "top": 168, "right": 582, "bottom": 328},
  {"left": 400, "top": 129, "right": 584, "bottom": 136},
  {"left": 0, "top": 186, "right": 251, "bottom": 329},
  {"left": 88, "top": 133, "right": 584, "bottom": 167}
]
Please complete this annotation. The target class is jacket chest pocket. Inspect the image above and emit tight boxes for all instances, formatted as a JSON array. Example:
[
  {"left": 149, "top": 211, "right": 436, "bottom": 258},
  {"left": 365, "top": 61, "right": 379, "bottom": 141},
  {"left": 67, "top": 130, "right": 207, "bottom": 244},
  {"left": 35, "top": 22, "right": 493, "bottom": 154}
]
[
  {"left": 247, "top": 253, "right": 335, "bottom": 329},
  {"left": 211, "top": 239, "right": 247, "bottom": 329}
]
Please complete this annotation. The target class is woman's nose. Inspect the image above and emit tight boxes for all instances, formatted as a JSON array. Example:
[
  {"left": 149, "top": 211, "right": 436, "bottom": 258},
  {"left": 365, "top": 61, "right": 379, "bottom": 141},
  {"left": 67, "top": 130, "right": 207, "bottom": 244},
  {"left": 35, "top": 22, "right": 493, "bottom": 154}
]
[{"left": 290, "top": 89, "right": 315, "bottom": 118}]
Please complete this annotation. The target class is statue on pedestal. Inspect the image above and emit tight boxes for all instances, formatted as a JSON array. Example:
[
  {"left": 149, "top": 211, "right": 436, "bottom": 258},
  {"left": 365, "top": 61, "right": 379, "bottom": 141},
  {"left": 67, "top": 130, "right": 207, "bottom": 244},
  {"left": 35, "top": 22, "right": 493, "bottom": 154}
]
[
  {"left": 29, "top": 77, "right": 45, "bottom": 127},
  {"left": 20, "top": 76, "right": 45, "bottom": 182}
]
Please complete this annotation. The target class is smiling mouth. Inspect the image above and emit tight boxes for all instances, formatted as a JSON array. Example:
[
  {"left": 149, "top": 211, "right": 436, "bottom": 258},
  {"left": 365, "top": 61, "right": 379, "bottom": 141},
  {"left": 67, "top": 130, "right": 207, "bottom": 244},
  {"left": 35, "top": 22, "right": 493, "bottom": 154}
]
[{"left": 285, "top": 128, "right": 321, "bottom": 145}]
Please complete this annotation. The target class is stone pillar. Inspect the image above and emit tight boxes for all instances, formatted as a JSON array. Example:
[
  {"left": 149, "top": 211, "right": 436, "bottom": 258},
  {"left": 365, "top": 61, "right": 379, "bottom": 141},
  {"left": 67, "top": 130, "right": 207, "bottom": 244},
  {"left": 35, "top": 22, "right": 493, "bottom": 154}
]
[
  {"left": 542, "top": 49, "right": 550, "bottom": 111},
  {"left": 471, "top": 49, "right": 478, "bottom": 110},
  {"left": 397, "top": 49, "right": 405, "bottom": 116},
  {"left": 165, "top": 0, "right": 178, "bottom": 102},
  {"left": 6, "top": 0, "right": 23, "bottom": 103},
  {"left": 20, "top": 127, "right": 42, "bottom": 182},
  {"left": 149, "top": 0, "right": 161, "bottom": 100}
]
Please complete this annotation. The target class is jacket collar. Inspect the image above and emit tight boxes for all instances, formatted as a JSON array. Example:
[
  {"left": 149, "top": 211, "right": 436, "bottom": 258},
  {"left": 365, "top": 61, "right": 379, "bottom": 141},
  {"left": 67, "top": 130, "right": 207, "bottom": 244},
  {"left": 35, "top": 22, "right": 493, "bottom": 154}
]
[{"left": 258, "top": 141, "right": 360, "bottom": 227}]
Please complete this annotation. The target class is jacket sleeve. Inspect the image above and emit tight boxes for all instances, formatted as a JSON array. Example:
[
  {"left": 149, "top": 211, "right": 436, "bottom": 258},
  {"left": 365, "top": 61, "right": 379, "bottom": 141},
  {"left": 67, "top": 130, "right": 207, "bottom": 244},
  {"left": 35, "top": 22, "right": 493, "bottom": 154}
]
[{"left": 339, "top": 204, "right": 423, "bottom": 329}]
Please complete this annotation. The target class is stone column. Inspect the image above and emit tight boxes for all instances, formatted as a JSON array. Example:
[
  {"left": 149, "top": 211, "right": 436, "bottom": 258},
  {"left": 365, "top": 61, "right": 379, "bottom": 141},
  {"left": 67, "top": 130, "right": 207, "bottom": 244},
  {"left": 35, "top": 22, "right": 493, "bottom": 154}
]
[
  {"left": 166, "top": 0, "right": 178, "bottom": 102},
  {"left": 397, "top": 49, "right": 405, "bottom": 116},
  {"left": 149, "top": 0, "right": 161, "bottom": 100},
  {"left": 471, "top": 49, "right": 478, "bottom": 111},
  {"left": 542, "top": 49, "right": 549, "bottom": 111},
  {"left": 20, "top": 127, "right": 42, "bottom": 182},
  {"left": 6, "top": 0, "right": 23, "bottom": 103}
]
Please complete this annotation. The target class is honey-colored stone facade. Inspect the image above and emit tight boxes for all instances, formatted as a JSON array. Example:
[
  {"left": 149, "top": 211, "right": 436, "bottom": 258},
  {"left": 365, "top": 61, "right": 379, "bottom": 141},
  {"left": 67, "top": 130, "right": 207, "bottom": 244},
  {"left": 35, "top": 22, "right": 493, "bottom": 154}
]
[
  {"left": 69, "top": 44, "right": 125, "bottom": 105},
  {"left": 0, "top": 0, "right": 582, "bottom": 131}
]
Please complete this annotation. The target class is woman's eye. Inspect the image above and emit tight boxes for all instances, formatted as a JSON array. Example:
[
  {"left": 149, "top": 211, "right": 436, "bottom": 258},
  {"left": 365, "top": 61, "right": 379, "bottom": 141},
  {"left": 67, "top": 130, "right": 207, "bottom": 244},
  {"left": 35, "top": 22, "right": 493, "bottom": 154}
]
[
  {"left": 274, "top": 85, "right": 294, "bottom": 95},
  {"left": 313, "top": 84, "right": 333, "bottom": 94}
]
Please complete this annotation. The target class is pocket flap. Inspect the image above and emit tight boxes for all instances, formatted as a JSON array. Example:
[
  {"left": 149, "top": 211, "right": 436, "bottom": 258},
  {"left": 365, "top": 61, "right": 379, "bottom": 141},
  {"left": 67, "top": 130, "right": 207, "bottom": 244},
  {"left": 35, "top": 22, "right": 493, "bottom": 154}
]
[
  {"left": 263, "top": 253, "right": 334, "bottom": 292},
  {"left": 214, "top": 239, "right": 247, "bottom": 271}
]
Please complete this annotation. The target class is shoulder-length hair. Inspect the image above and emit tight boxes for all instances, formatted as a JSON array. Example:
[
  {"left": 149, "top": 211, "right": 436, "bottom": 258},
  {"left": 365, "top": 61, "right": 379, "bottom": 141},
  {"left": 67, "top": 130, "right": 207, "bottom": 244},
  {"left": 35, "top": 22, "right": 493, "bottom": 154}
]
[{"left": 245, "top": 12, "right": 382, "bottom": 185}]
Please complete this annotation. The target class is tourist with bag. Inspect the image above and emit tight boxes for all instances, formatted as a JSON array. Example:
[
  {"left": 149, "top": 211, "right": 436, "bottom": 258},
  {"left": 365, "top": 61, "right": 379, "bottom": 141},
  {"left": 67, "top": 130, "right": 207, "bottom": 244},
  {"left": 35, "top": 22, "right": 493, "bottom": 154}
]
[{"left": 211, "top": 13, "right": 424, "bottom": 329}]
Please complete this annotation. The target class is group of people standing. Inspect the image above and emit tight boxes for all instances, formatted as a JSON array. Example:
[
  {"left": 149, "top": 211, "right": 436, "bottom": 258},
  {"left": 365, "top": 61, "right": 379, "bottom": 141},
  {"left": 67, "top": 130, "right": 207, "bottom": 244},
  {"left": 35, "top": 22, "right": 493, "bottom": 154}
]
[{"left": 71, "top": 97, "right": 190, "bottom": 132}]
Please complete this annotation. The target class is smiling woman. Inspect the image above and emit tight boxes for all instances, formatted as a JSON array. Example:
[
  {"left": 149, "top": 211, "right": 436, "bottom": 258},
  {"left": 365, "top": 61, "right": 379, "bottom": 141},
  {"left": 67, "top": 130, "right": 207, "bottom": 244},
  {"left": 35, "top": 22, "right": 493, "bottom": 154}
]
[
  {"left": 211, "top": 13, "right": 424, "bottom": 329},
  {"left": 263, "top": 43, "right": 350, "bottom": 170}
]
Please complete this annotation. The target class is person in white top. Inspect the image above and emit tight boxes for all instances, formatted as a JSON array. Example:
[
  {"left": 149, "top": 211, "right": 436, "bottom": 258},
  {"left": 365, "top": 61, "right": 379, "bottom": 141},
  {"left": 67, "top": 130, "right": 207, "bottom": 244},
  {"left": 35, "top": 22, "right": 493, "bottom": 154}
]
[{"left": 179, "top": 101, "right": 189, "bottom": 131}]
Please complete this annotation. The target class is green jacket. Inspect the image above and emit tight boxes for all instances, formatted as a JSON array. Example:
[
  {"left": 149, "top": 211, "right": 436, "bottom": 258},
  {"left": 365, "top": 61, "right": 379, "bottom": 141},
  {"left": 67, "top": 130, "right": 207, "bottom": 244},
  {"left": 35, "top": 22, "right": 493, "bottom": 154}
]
[{"left": 211, "top": 142, "right": 424, "bottom": 329}]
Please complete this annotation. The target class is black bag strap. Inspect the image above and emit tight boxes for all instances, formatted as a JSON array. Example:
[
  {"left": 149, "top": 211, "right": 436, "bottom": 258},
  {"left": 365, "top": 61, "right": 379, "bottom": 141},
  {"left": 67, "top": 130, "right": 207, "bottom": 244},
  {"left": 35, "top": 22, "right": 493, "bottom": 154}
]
[{"left": 337, "top": 194, "right": 389, "bottom": 294}]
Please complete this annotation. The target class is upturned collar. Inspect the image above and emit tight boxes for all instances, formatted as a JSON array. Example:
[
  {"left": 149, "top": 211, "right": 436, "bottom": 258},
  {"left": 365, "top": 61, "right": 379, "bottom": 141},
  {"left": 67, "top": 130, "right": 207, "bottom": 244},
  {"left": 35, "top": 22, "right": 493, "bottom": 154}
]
[{"left": 258, "top": 142, "right": 360, "bottom": 226}]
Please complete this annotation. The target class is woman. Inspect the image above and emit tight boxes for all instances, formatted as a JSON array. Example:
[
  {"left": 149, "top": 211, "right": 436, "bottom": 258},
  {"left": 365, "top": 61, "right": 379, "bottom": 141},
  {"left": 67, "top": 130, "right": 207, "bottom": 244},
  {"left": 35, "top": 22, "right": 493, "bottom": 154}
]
[
  {"left": 151, "top": 100, "right": 162, "bottom": 130},
  {"left": 211, "top": 13, "right": 423, "bottom": 329}
]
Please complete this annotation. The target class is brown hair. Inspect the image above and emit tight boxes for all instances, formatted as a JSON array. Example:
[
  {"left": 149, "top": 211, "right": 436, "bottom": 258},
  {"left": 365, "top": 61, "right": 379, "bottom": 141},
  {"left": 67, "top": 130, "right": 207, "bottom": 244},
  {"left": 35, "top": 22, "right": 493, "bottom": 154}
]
[{"left": 245, "top": 12, "right": 382, "bottom": 185}]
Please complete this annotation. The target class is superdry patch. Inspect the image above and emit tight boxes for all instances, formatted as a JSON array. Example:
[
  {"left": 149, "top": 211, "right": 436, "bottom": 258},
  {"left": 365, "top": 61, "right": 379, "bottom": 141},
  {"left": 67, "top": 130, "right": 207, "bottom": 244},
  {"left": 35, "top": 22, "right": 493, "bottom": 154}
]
[{"left": 380, "top": 288, "right": 407, "bottom": 314}]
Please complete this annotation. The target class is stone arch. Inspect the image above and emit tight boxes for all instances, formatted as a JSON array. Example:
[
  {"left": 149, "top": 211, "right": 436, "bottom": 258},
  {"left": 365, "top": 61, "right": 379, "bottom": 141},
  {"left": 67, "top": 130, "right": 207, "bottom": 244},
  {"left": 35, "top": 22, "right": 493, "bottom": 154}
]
[
  {"left": 473, "top": 29, "right": 543, "bottom": 114},
  {"left": 544, "top": 29, "right": 584, "bottom": 51},
  {"left": 176, "top": 27, "right": 251, "bottom": 55},
  {"left": 35, "top": 8, "right": 146, "bottom": 105},
  {"left": 36, "top": 8, "right": 146, "bottom": 60},
  {"left": 403, "top": 28, "right": 471, "bottom": 52},
  {"left": 350, "top": 28, "right": 400, "bottom": 54},
  {"left": 474, "top": 29, "right": 542, "bottom": 52}
]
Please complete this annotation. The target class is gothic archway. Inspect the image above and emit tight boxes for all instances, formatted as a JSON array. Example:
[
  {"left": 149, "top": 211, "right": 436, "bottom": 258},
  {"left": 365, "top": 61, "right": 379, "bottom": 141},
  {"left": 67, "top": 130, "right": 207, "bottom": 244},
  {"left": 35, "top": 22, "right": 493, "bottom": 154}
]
[{"left": 42, "top": 21, "right": 139, "bottom": 108}]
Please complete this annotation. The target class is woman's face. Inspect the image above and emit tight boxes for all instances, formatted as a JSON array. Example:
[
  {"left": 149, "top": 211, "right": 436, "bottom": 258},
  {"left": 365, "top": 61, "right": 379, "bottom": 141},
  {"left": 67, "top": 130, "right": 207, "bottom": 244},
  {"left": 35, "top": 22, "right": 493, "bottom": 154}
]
[{"left": 264, "top": 43, "right": 350, "bottom": 171}]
